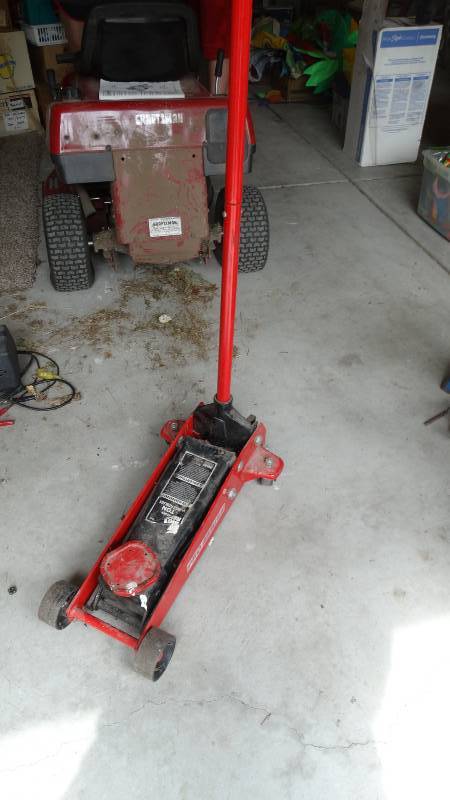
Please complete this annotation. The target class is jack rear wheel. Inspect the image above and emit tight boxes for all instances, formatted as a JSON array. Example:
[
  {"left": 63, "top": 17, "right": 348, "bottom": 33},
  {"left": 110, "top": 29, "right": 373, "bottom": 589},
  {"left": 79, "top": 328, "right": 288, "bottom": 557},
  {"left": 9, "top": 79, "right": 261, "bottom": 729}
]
[
  {"left": 43, "top": 192, "right": 94, "bottom": 292},
  {"left": 135, "top": 627, "right": 176, "bottom": 681},
  {"left": 38, "top": 580, "right": 78, "bottom": 629},
  {"left": 215, "top": 185, "right": 270, "bottom": 272}
]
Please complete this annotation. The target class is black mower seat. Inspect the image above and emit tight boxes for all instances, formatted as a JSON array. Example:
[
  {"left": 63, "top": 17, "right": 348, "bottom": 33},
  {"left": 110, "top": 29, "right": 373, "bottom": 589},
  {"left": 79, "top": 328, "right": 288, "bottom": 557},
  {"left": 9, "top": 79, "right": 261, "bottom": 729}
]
[{"left": 79, "top": 1, "right": 201, "bottom": 82}]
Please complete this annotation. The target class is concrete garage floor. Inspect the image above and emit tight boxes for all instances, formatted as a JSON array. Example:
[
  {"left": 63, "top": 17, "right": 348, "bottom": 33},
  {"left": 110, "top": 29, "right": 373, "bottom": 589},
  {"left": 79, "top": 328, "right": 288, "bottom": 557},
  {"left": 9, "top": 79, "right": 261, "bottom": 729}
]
[{"left": 2, "top": 101, "right": 450, "bottom": 800}]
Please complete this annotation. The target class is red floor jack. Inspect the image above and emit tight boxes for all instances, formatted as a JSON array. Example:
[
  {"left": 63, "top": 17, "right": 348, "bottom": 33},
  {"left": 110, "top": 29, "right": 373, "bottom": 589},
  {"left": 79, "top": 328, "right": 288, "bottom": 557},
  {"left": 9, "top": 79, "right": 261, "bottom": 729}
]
[{"left": 38, "top": 0, "right": 284, "bottom": 680}]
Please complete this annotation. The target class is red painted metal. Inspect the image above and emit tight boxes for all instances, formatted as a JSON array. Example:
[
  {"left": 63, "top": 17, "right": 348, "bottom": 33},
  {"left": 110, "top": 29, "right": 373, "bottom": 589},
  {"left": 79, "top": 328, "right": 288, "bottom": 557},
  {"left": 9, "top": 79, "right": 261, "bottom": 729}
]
[
  {"left": 100, "top": 540, "right": 161, "bottom": 597},
  {"left": 110, "top": 145, "right": 209, "bottom": 264},
  {"left": 48, "top": 97, "right": 254, "bottom": 156},
  {"left": 0, "top": 407, "right": 14, "bottom": 427},
  {"left": 71, "top": 608, "right": 139, "bottom": 649},
  {"left": 67, "top": 417, "right": 284, "bottom": 647},
  {"left": 160, "top": 418, "right": 186, "bottom": 444},
  {"left": 216, "top": 0, "right": 254, "bottom": 404},
  {"left": 42, "top": 169, "right": 78, "bottom": 198}
]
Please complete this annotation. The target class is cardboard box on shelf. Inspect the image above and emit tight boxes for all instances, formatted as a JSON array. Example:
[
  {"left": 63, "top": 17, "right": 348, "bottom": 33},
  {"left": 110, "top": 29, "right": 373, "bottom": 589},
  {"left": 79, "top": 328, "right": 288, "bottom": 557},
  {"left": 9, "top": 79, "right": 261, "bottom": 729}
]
[
  {"left": 0, "top": 88, "right": 41, "bottom": 136},
  {"left": 345, "top": 19, "right": 442, "bottom": 166},
  {"left": 271, "top": 72, "right": 310, "bottom": 102},
  {"left": 28, "top": 42, "right": 72, "bottom": 85},
  {"left": 0, "top": 0, "right": 12, "bottom": 32},
  {"left": 0, "top": 30, "right": 34, "bottom": 94}
]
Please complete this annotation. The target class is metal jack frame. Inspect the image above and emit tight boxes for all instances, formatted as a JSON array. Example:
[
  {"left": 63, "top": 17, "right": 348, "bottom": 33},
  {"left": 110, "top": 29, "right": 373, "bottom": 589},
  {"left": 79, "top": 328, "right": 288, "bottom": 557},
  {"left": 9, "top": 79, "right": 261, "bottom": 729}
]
[{"left": 39, "top": 0, "right": 284, "bottom": 679}]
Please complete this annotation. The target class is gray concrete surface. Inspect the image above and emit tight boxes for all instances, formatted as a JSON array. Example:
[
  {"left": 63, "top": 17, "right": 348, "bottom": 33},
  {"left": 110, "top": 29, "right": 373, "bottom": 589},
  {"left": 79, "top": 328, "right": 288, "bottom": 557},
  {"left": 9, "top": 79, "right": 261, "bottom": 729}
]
[{"left": 1, "top": 102, "right": 450, "bottom": 800}]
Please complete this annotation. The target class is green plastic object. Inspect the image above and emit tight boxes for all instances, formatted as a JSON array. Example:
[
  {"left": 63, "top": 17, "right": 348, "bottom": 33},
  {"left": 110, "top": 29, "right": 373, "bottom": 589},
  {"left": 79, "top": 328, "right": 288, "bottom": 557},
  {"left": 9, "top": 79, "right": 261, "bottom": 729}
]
[
  {"left": 22, "top": 0, "right": 58, "bottom": 26},
  {"left": 302, "top": 10, "right": 358, "bottom": 94}
]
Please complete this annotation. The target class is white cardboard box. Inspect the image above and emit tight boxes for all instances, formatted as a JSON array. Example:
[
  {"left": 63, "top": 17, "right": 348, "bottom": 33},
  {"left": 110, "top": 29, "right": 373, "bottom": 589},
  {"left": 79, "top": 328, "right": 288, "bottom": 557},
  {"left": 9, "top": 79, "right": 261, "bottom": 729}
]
[
  {"left": 0, "top": 89, "right": 41, "bottom": 137},
  {"left": 351, "top": 20, "right": 442, "bottom": 166},
  {"left": 0, "top": 31, "right": 35, "bottom": 95}
]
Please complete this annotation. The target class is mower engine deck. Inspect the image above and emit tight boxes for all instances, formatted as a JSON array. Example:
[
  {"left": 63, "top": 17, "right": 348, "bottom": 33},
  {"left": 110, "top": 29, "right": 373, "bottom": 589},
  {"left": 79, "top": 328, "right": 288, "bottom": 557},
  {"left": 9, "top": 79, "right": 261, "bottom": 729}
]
[{"left": 41, "top": 3, "right": 269, "bottom": 291}]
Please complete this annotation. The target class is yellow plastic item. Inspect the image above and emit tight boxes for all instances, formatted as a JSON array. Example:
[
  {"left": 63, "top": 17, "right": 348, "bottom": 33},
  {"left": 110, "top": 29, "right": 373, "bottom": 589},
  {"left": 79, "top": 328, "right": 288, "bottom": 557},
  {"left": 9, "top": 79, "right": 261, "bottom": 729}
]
[
  {"left": 251, "top": 31, "right": 288, "bottom": 51},
  {"left": 35, "top": 368, "right": 59, "bottom": 381},
  {"left": 343, "top": 20, "right": 358, "bottom": 84}
]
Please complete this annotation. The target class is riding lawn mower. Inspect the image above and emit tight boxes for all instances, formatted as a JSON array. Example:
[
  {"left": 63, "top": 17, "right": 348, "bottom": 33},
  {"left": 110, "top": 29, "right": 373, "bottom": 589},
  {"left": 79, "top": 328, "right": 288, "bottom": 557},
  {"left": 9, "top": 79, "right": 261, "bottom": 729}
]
[{"left": 42, "top": 1, "right": 270, "bottom": 291}]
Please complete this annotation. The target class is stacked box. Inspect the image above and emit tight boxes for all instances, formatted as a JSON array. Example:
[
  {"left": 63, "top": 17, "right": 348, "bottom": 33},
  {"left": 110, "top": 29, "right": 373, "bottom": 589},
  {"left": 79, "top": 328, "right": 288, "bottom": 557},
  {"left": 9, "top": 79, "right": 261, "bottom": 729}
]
[
  {"left": 28, "top": 41, "right": 71, "bottom": 84},
  {"left": 418, "top": 149, "right": 450, "bottom": 240},
  {"left": 0, "top": 88, "right": 40, "bottom": 136},
  {"left": 345, "top": 20, "right": 442, "bottom": 166},
  {"left": 0, "top": 30, "right": 34, "bottom": 93},
  {"left": 0, "top": 0, "right": 12, "bottom": 32}
]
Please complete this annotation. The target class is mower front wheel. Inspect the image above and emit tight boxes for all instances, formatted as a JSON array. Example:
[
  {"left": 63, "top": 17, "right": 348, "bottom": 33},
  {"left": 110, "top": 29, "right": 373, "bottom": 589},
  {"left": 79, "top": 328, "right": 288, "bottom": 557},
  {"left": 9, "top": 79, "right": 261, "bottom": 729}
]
[
  {"left": 43, "top": 192, "right": 94, "bottom": 292},
  {"left": 38, "top": 580, "right": 78, "bottom": 630},
  {"left": 215, "top": 185, "right": 270, "bottom": 272},
  {"left": 135, "top": 627, "right": 176, "bottom": 681}
]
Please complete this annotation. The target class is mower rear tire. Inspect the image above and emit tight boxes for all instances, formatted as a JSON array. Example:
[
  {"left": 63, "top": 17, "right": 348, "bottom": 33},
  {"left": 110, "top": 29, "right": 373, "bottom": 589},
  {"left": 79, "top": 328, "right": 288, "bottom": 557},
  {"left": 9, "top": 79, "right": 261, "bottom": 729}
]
[
  {"left": 38, "top": 580, "right": 78, "bottom": 630},
  {"left": 215, "top": 185, "right": 269, "bottom": 272},
  {"left": 135, "top": 627, "right": 176, "bottom": 681},
  {"left": 43, "top": 193, "right": 94, "bottom": 292}
]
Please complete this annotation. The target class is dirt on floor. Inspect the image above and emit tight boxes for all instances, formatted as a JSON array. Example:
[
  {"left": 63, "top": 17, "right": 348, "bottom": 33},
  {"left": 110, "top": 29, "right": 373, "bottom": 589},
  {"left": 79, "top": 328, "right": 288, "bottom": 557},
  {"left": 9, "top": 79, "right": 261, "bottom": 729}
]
[{"left": 0, "top": 266, "right": 218, "bottom": 366}]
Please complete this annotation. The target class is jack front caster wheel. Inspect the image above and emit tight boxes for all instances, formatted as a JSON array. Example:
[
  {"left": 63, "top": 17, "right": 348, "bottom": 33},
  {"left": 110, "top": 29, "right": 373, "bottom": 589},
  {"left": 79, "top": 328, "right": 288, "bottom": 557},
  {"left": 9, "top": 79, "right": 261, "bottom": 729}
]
[
  {"left": 38, "top": 580, "right": 78, "bottom": 629},
  {"left": 135, "top": 627, "right": 176, "bottom": 681}
]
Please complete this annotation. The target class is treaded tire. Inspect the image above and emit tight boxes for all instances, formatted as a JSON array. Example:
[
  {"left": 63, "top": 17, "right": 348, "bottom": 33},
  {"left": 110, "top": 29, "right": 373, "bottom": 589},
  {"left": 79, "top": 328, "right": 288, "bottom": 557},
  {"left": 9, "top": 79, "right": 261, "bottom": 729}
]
[
  {"left": 43, "top": 193, "right": 94, "bottom": 292},
  {"left": 38, "top": 580, "right": 78, "bottom": 629},
  {"left": 135, "top": 627, "right": 176, "bottom": 681},
  {"left": 215, "top": 185, "right": 270, "bottom": 272}
]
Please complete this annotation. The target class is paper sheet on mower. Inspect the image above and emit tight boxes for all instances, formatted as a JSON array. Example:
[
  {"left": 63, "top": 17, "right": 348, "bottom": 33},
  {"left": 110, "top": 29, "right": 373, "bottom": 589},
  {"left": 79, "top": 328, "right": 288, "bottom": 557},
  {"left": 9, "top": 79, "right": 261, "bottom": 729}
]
[{"left": 99, "top": 80, "right": 185, "bottom": 100}]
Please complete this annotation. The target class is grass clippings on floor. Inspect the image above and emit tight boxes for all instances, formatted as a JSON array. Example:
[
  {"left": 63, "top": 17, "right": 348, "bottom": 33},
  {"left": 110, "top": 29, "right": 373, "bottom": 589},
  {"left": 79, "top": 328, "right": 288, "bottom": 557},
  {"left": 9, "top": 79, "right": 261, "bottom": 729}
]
[{"left": 2, "top": 265, "right": 218, "bottom": 365}]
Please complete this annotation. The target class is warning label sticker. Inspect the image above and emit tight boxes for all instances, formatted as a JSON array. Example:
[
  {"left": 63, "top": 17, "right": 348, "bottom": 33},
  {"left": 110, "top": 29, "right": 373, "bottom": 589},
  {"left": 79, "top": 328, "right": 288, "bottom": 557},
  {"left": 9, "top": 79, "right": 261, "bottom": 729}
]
[
  {"left": 149, "top": 216, "right": 182, "bottom": 238},
  {"left": 145, "top": 451, "right": 217, "bottom": 536},
  {"left": 148, "top": 497, "right": 185, "bottom": 536},
  {"left": 7, "top": 98, "right": 26, "bottom": 111},
  {"left": 4, "top": 110, "right": 28, "bottom": 131}
]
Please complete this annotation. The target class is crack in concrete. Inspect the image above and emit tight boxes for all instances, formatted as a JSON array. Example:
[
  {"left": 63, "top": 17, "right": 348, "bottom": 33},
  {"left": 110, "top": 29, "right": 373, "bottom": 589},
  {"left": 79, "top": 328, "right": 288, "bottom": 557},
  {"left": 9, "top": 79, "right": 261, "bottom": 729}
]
[
  {"left": 101, "top": 692, "right": 380, "bottom": 755},
  {"left": 302, "top": 738, "right": 376, "bottom": 752},
  {"left": 0, "top": 693, "right": 380, "bottom": 775},
  {"left": 100, "top": 692, "right": 272, "bottom": 728}
]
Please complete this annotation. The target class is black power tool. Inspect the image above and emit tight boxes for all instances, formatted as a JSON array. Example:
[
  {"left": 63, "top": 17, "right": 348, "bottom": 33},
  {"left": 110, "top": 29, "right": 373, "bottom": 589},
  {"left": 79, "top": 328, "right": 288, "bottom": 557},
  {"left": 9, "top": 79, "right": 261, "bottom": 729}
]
[{"left": 0, "top": 326, "right": 20, "bottom": 398}]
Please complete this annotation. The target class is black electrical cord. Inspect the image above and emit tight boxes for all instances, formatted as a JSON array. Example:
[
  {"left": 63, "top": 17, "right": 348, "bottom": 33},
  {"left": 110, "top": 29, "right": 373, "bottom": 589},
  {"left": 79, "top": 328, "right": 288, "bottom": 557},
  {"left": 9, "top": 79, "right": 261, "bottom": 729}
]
[{"left": 0, "top": 350, "right": 77, "bottom": 412}]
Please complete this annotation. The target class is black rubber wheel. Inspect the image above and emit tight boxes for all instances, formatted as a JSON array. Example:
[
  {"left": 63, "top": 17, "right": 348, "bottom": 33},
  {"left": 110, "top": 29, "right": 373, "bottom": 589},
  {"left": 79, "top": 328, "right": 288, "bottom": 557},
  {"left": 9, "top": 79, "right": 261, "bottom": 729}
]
[
  {"left": 135, "top": 627, "right": 176, "bottom": 681},
  {"left": 214, "top": 185, "right": 270, "bottom": 272},
  {"left": 38, "top": 580, "right": 78, "bottom": 630},
  {"left": 43, "top": 192, "right": 94, "bottom": 292}
]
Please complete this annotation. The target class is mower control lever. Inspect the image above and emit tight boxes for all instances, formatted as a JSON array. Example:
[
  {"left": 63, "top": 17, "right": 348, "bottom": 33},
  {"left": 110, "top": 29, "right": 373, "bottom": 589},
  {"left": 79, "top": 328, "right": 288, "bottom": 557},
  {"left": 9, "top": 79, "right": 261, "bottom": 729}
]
[
  {"left": 214, "top": 48, "right": 225, "bottom": 95},
  {"left": 46, "top": 69, "right": 59, "bottom": 101}
]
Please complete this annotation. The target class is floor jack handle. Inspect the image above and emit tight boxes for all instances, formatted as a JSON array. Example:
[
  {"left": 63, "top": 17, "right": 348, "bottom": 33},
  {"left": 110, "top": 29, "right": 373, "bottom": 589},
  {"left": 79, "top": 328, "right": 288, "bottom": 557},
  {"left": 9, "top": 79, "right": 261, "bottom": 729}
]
[{"left": 216, "top": 0, "right": 253, "bottom": 404}]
